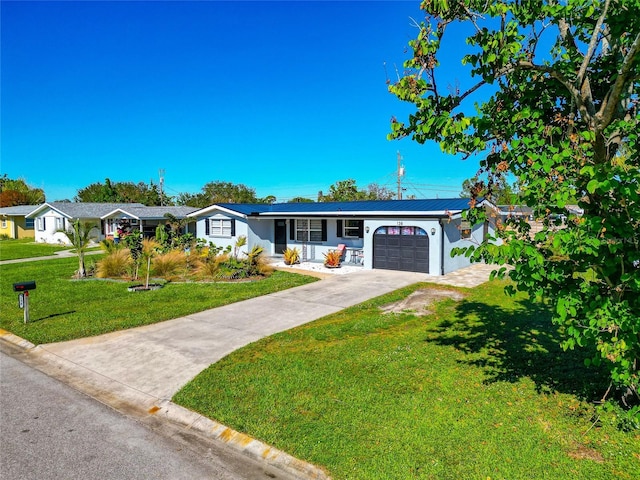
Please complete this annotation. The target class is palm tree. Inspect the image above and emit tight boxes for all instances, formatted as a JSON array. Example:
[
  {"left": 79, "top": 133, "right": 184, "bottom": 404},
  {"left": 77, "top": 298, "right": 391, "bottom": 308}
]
[{"left": 63, "top": 219, "right": 97, "bottom": 278}]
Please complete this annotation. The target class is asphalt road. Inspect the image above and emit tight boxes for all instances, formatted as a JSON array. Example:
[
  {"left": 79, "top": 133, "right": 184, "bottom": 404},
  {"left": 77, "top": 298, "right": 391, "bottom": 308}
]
[{"left": 0, "top": 350, "right": 296, "bottom": 480}]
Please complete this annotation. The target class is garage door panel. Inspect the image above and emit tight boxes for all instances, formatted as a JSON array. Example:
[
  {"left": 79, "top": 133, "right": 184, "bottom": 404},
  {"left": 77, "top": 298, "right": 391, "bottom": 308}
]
[{"left": 373, "top": 230, "right": 429, "bottom": 273}]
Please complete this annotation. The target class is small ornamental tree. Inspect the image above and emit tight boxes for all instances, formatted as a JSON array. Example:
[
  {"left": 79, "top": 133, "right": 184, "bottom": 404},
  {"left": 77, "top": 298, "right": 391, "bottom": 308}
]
[
  {"left": 389, "top": 0, "right": 640, "bottom": 411},
  {"left": 62, "top": 220, "right": 97, "bottom": 278}
]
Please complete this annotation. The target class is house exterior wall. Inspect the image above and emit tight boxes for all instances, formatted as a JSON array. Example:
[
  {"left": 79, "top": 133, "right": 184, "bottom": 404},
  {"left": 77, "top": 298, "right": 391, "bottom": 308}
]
[
  {"left": 246, "top": 218, "right": 273, "bottom": 254},
  {"left": 16, "top": 217, "right": 34, "bottom": 239},
  {"left": 196, "top": 213, "right": 249, "bottom": 253},
  {"left": 282, "top": 218, "right": 365, "bottom": 262},
  {"left": 33, "top": 208, "right": 102, "bottom": 244},
  {"left": 0, "top": 217, "right": 14, "bottom": 238},
  {"left": 0, "top": 216, "right": 34, "bottom": 239},
  {"left": 441, "top": 218, "right": 489, "bottom": 274}
]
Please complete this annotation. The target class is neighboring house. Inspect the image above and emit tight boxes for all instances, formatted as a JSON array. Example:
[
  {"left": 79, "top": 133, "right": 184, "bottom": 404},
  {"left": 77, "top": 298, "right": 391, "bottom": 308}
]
[
  {"left": 494, "top": 204, "right": 584, "bottom": 237},
  {"left": 101, "top": 205, "right": 198, "bottom": 238},
  {"left": 25, "top": 202, "right": 198, "bottom": 244},
  {"left": 189, "top": 198, "right": 494, "bottom": 276},
  {"left": 0, "top": 205, "right": 39, "bottom": 239}
]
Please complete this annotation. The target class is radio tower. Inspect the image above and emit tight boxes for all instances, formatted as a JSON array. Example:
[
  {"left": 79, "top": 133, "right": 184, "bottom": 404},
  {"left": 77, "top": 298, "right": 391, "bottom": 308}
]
[
  {"left": 158, "top": 169, "right": 165, "bottom": 206},
  {"left": 396, "top": 151, "right": 405, "bottom": 200}
]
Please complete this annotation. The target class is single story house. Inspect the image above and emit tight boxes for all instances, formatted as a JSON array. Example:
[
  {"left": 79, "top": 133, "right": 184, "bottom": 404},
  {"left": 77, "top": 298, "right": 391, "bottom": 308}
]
[
  {"left": 25, "top": 202, "right": 198, "bottom": 244},
  {"left": 189, "top": 198, "right": 494, "bottom": 276},
  {"left": 0, "top": 205, "right": 39, "bottom": 239}
]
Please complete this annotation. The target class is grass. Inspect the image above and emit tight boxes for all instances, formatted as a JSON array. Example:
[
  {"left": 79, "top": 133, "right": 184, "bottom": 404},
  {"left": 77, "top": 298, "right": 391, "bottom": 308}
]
[
  {"left": 0, "top": 238, "right": 70, "bottom": 261},
  {"left": 174, "top": 281, "right": 640, "bottom": 480},
  {"left": 0, "top": 256, "right": 318, "bottom": 344}
]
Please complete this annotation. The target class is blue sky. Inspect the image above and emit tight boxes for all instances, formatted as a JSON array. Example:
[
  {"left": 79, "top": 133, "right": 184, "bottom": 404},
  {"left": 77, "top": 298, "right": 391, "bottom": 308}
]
[{"left": 2, "top": 0, "right": 481, "bottom": 203}]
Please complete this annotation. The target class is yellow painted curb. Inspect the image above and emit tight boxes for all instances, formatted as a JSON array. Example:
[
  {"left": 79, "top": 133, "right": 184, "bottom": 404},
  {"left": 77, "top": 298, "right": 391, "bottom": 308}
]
[{"left": 0, "top": 329, "right": 36, "bottom": 350}]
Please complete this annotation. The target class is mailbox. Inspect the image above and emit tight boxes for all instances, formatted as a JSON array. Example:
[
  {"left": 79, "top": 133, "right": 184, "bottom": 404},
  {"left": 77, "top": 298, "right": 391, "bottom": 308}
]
[{"left": 13, "top": 281, "right": 36, "bottom": 292}]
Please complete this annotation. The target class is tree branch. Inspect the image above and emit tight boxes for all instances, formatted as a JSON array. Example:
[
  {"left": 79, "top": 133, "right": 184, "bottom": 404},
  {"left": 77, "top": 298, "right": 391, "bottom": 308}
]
[
  {"left": 513, "top": 61, "right": 586, "bottom": 109},
  {"left": 576, "top": 0, "right": 610, "bottom": 88},
  {"left": 597, "top": 31, "right": 640, "bottom": 129}
]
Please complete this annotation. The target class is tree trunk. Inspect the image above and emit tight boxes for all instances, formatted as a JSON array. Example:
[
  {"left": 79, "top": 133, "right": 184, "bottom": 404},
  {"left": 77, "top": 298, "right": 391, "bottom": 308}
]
[{"left": 78, "top": 255, "right": 86, "bottom": 278}]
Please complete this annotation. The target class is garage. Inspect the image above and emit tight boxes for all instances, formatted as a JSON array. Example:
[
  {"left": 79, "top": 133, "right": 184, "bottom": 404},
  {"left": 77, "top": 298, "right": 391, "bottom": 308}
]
[{"left": 373, "top": 226, "right": 429, "bottom": 273}]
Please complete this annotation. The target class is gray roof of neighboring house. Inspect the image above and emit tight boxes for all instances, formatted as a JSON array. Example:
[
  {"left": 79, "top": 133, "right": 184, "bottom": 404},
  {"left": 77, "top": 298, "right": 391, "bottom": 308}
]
[
  {"left": 191, "top": 198, "right": 482, "bottom": 218},
  {"left": 25, "top": 202, "right": 197, "bottom": 220},
  {"left": 0, "top": 205, "right": 41, "bottom": 216},
  {"left": 102, "top": 206, "right": 199, "bottom": 220},
  {"left": 26, "top": 202, "right": 146, "bottom": 219},
  {"left": 496, "top": 205, "right": 533, "bottom": 215}
]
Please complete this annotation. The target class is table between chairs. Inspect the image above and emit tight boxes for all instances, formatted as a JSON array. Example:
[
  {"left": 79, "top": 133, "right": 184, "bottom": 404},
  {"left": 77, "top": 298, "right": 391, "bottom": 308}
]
[{"left": 346, "top": 247, "right": 364, "bottom": 264}]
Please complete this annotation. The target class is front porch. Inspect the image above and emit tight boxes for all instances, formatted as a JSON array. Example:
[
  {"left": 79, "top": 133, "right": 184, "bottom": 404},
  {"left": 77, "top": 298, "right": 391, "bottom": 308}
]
[{"left": 269, "top": 256, "right": 365, "bottom": 278}]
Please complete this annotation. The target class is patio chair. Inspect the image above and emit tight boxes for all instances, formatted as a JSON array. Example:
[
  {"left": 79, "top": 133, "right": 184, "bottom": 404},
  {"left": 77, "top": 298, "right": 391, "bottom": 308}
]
[{"left": 336, "top": 244, "right": 347, "bottom": 262}]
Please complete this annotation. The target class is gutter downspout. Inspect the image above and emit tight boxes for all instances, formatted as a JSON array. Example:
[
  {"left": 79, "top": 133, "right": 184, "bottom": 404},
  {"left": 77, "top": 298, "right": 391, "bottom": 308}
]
[{"left": 440, "top": 220, "right": 445, "bottom": 276}]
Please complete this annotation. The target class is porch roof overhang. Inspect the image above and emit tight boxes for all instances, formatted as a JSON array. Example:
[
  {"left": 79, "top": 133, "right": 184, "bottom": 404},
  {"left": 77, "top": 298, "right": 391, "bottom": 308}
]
[
  {"left": 101, "top": 208, "right": 141, "bottom": 220},
  {"left": 102, "top": 206, "right": 198, "bottom": 221}
]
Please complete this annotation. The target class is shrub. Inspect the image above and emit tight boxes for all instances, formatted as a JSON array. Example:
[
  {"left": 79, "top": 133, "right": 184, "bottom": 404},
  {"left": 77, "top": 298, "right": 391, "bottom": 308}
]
[
  {"left": 96, "top": 249, "right": 133, "bottom": 278},
  {"left": 197, "top": 257, "right": 221, "bottom": 278},
  {"left": 323, "top": 250, "right": 342, "bottom": 267},
  {"left": 233, "top": 235, "right": 247, "bottom": 259},
  {"left": 152, "top": 249, "right": 187, "bottom": 280},
  {"left": 215, "top": 256, "right": 249, "bottom": 280},
  {"left": 100, "top": 238, "right": 120, "bottom": 254},
  {"left": 254, "top": 254, "right": 274, "bottom": 276},
  {"left": 283, "top": 247, "right": 300, "bottom": 265}
]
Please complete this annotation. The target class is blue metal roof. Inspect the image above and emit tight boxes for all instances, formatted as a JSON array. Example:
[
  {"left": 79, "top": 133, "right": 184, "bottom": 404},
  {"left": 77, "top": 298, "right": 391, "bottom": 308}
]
[{"left": 212, "top": 198, "right": 477, "bottom": 216}]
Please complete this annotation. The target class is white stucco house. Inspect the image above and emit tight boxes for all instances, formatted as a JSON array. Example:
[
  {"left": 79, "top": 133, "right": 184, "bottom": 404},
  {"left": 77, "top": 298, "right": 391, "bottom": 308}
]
[
  {"left": 25, "top": 202, "right": 198, "bottom": 245},
  {"left": 189, "top": 198, "right": 494, "bottom": 276}
]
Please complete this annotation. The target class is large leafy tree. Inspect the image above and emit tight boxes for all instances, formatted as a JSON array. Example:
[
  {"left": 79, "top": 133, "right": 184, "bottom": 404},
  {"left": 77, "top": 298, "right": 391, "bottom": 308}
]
[
  {"left": 318, "top": 179, "right": 396, "bottom": 201},
  {"left": 389, "top": 1, "right": 640, "bottom": 409},
  {"left": 201, "top": 181, "right": 259, "bottom": 204},
  {"left": 177, "top": 181, "right": 260, "bottom": 208},
  {"left": 75, "top": 178, "right": 172, "bottom": 205},
  {"left": 0, "top": 175, "right": 45, "bottom": 206},
  {"left": 460, "top": 176, "right": 518, "bottom": 204}
]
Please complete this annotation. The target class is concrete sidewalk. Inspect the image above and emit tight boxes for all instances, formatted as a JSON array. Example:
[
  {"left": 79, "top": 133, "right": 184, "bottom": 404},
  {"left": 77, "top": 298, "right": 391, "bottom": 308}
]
[
  {"left": 0, "top": 248, "right": 103, "bottom": 265},
  {"left": 1, "top": 264, "right": 495, "bottom": 479}
]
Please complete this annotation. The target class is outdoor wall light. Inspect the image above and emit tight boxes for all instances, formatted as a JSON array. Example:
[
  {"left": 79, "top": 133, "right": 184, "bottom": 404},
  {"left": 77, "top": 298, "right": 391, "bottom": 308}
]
[
  {"left": 430, "top": 227, "right": 437, "bottom": 235},
  {"left": 365, "top": 226, "right": 370, "bottom": 233}
]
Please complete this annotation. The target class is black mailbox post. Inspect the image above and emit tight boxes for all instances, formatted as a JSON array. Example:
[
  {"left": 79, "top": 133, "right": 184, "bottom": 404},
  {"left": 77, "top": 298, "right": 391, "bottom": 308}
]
[
  {"left": 13, "top": 281, "right": 36, "bottom": 323},
  {"left": 13, "top": 281, "right": 37, "bottom": 292}
]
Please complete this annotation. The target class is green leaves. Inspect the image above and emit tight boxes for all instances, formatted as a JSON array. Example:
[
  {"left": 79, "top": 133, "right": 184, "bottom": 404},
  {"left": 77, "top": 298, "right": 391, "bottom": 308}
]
[{"left": 389, "top": 0, "right": 640, "bottom": 412}]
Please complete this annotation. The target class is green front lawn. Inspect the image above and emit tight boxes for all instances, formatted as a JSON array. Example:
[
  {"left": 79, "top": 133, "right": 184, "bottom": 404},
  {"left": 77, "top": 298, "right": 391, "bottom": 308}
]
[
  {"left": 174, "top": 281, "right": 640, "bottom": 479},
  {"left": 0, "top": 257, "right": 317, "bottom": 344},
  {"left": 0, "top": 238, "right": 70, "bottom": 261}
]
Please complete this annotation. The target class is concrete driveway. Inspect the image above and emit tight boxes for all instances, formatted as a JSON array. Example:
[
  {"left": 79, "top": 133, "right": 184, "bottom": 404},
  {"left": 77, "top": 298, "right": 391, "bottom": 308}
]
[{"left": 38, "top": 269, "right": 429, "bottom": 404}]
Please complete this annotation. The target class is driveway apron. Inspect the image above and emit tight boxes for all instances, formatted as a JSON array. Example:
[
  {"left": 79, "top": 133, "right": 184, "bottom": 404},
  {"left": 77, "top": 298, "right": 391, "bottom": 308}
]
[{"left": 39, "top": 269, "right": 428, "bottom": 402}]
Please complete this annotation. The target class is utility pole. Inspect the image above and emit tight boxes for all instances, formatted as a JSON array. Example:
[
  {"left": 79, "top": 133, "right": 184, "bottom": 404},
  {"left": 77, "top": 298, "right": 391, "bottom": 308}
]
[
  {"left": 397, "top": 151, "right": 405, "bottom": 200},
  {"left": 158, "top": 169, "right": 165, "bottom": 206}
]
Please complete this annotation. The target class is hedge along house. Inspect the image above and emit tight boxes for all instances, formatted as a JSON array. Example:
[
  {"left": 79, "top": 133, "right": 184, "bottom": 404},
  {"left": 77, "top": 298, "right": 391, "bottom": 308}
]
[
  {"left": 26, "top": 202, "right": 198, "bottom": 245},
  {"left": 0, "top": 205, "right": 39, "bottom": 239},
  {"left": 189, "top": 198, "right": 494, "bottom": 276}
]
